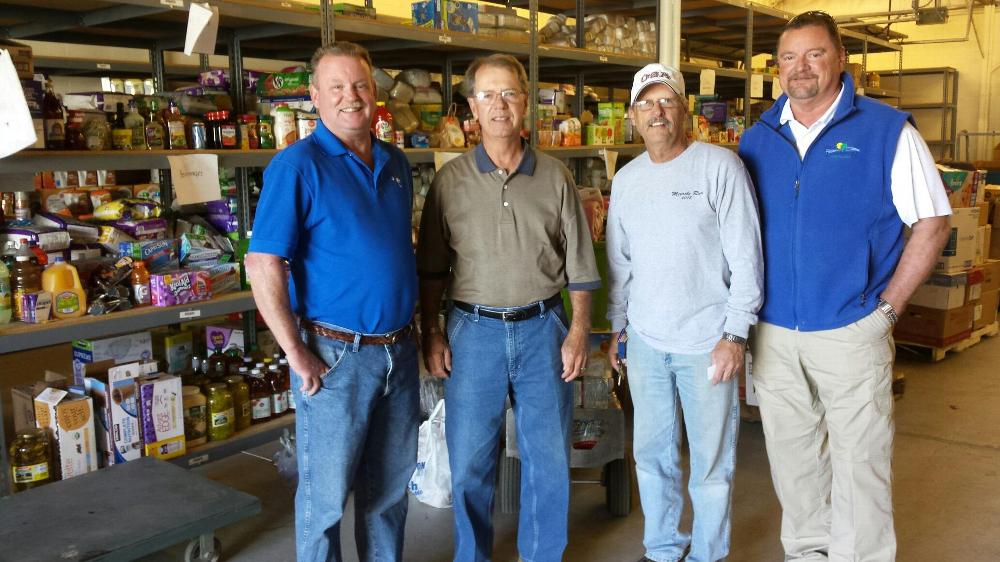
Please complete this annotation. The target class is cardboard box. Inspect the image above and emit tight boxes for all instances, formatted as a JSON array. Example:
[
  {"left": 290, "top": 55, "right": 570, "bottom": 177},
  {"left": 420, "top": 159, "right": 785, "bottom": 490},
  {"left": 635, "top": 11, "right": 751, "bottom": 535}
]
[
  {"left": 11, "top": 386, "right": 37, "bottom": 432},
  {"left": 34, "top": 388, "right": 99, "bottom": 480},
  {"left": 152, "top": 330, "right": 193, "bottom": 374},
  {"left": 976, "top": 225, "right": 992, "bottom": 265},
  {"left": 981, "top": 259, "right": 1000, "bottom": 293},
  {"left": 894, "top": 303, "right": 975, "bottom": 347},
  {"left": 935, "top": 207, "right": 980, "bottom": 272},
  {"left": 0, "top": 38, "right": 34, "bottom": 79},
  {"left": 72, "top": 332, "right": 153, "bottom": 386},
  {"left": 937, "top": 165, "right": 977, "bottom": 208},
  {"left": 444, "top": 0, "right": 478, "bottom": 33},
  {"left": 909, "top": 271, "right": 967, "bottom": 309},
  {"left": 992, "top": 221, "right": 1000, "bottom": 259},
  {"left": 137, "top": 374, "right": 186, "bottom": 460},
  {"left": 974, "top": 290, "right": 999, "bottom": 330},
  {"left": 412, "top": 0, "right": 442, "bottom": 28},
  {"left": 88, "top": 362, "right": 146, "bottom": 466},
  {"left": 965, "top": 266, "right": 984, "bottom": 304},
  {"left": 205, "top": 324, "right": 245, "bottom": 355},
  {"left": 978, "top": 202, "right": 990, "bottom": 226}
]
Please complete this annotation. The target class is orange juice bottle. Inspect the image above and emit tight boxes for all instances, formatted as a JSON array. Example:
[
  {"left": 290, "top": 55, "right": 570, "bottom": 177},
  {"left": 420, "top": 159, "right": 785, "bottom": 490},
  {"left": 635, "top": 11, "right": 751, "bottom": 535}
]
[{"left": 41, "top": 259, "right": 86, "bottom": 319}]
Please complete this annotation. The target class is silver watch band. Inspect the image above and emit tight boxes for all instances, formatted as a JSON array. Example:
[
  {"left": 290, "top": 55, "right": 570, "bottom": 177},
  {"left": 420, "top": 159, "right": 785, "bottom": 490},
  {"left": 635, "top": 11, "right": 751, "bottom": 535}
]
[
  {"left": 722, "top": 332, "right": 747, "bottom": 346},
  {"left": 877, "top": 298, "right": 898, "bottom": 324}
]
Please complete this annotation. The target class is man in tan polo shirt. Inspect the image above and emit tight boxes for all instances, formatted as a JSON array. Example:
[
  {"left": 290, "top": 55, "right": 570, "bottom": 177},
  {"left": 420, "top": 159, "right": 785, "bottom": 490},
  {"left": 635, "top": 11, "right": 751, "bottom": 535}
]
[{"left": 416, "top": 54, "right": 600, "bottom": 562}]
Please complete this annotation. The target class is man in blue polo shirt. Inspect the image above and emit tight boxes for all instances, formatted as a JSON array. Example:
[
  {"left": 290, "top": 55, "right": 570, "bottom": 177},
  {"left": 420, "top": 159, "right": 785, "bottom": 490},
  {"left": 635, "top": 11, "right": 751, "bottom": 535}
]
[{"left": 245, "top": 42, "right": 418, "bottom": 562}]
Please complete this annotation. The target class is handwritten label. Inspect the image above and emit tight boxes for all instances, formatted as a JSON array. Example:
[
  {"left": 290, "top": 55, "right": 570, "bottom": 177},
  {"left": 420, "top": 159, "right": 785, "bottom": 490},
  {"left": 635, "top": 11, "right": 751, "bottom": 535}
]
[
  {"left": 0, "top": 50, "right": 38, "bottom": 157},
  {"left": 750, "top": 74, "right": 764, "bottom": 98},
  {"left": 180, "top": 309, "right": 201, "bottom": 319},
  {"left": 699, "top": 69, "right": 716, "bottom": 96},
  {"left": 167, "top": 154, "right": 220, "bottom": 205}
]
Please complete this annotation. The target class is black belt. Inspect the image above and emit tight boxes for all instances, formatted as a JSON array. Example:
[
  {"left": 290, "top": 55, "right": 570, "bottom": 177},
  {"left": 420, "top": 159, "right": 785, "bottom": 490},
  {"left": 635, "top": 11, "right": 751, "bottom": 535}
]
[{"left": 453, "top": 294, "right": 562, "bottom": 322}]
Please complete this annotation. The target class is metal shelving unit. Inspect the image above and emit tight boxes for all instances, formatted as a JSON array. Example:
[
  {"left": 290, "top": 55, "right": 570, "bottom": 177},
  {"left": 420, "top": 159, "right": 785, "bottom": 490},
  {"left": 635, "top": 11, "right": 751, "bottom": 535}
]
[{"left": 882, "top": 67, "right": 959, "bottom": 160}]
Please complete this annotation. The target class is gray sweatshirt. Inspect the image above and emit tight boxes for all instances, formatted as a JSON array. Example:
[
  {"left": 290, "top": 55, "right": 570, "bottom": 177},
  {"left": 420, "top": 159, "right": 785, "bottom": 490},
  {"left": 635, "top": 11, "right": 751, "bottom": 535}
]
[{"left": 606, "top": 141, "right": 764, "bottom": 354}]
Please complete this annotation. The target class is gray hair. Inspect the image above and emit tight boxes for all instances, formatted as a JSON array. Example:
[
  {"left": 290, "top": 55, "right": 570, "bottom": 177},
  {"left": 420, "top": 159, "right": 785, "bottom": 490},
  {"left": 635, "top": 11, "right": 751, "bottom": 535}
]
[
  {"left": 310, "top": 41, "right": 374, "bottom": 82},
  {"left": 463, "top": 54, "right": 529, "bottom": 97}
]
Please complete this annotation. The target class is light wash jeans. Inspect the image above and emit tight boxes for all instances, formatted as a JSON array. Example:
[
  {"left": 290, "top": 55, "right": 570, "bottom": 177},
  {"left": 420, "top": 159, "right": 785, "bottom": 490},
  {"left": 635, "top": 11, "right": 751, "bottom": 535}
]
[
  {"left": 626, "top": 327, "right": 739, "bottom": 562},
  {"left": 444, "top": 302, "right": 574, "bottom": 562},
  {"left": 291, "top": 324, "right": 420, "bottom": 562}
]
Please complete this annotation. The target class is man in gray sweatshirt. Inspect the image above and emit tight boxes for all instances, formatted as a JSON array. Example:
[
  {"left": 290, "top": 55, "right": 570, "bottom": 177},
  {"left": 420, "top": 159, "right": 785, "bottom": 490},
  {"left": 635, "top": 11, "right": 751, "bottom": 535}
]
[{"left": 606, "top": 63, "right": 764, "bottom": 562}]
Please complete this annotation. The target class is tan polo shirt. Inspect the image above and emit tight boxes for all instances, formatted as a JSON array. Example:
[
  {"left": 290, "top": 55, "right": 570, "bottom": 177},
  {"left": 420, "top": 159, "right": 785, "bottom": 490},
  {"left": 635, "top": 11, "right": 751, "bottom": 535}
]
[{"left": 416, "top": 142, "right": 600, "bottom": 308}]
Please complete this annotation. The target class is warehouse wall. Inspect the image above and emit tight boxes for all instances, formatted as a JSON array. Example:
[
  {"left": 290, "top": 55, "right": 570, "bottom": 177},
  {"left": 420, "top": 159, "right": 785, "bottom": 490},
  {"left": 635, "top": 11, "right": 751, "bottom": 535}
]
[{"left": 773, "top": 1, "right": 1000, "bottom": 160}]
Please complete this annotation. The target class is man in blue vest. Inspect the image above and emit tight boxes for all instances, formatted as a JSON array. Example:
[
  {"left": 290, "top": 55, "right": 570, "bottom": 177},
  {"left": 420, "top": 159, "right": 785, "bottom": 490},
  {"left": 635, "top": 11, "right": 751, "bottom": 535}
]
[{"left": 739, "top": 11, "right": 952, "bottom": 561}]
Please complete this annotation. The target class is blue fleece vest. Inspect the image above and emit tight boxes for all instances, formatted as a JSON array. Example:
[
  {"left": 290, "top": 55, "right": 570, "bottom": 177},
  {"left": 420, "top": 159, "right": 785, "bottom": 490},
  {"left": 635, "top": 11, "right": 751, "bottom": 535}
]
[{"left": 739, "top": 73, "right": 911, "bottom": 331}]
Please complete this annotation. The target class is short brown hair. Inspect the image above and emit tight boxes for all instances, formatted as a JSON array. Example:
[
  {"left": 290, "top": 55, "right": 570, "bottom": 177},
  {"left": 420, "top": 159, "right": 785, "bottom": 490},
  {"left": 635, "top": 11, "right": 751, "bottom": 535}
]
[
  {"left": 780, "top": 10, "right": 844, "bottom": 53},
  {"left": 310, "top": 41, "right": 374, "bottom": 82},
  {"left": 463, "top": 54, "right": 529, "bottom": 97}
]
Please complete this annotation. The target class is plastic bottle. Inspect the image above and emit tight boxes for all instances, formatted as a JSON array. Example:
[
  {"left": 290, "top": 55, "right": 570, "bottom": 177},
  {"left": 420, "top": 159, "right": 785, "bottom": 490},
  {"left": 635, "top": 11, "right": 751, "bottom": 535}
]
[
  {"left": 258, "top": 115, "right": 276, "bottom": 149},
  {"left": 144, "top": 98, "right": 166, "bottom": 150},
  {"left": 41, "top": 259, "right": 86, "bottom": 319},
  {"left": 165, "top": 101, "right": 188, "bottom": 149},
  {"left": 267, "top": 364, "right": 288, "bottom": 417},
  {"left": 248, "top": 368, "right": 272, "bottom": 424},
  {"left": 10, "top": 245, "right": 41, "bottom": 322},
  {"left": 371, "top": 101, "right": 395, "bottom": 143},
  {"left": 0, "top": 260, "right": 11, "bottom": 325},
  {"left": 111, "top": 102, "right": 132, "bottom": 150},
  {"left": 130, "top": 260, "right": 151, "bottom": 307},
  {"left": 125, "top": 100, "right": 146, "bottom": 149},
  {"left": 273, "top": 103, "right": 298, "bottom": 149}
]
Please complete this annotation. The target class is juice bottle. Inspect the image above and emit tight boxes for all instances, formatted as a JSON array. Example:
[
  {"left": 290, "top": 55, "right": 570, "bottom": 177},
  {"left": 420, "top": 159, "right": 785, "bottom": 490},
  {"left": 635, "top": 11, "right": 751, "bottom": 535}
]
[
  {"left": 278, "top": 357, "right": 294, "bottom": 410},
  {"left": 145, "top": 99, "right": 166, "bottom": 149},
  {"left": 0, "top": 259, "right": 11, "bottom": 325},
  {"left": 41, "top": 259, "right": 86, "bottom": 319},
  {"left": 43, "top": 80, "right": 65, "bottom": 150},
  {"left": 258, "top": 115, "right": 275, "bottom": 149},
  {"left": 371, "top": 101, "right": 394, "bottom": 143},
  {"left": 130, "top": 261, "right": 151, "bottom": 307},
  {"left": 165, "top": 101, "right": 188, "bottom": 149},
  {"left": 248, "top": 368, "right": 272, "bottom": 424},
  {"left": 273, "top": 103, "right": 298, "bottom": 149},
  {"left": 10, "top": 245, "right": 41, "bottom": 322},
  {"left": 111, "top": 102, "right": 132, "bottom": 150},
  {"left": 268, "top": 364, "right": 289, "bottom": 417},
  {"left": 124, "top": 100, "right": 146, "bottom": 149},
  {"left": 218, "top": 110, "right": 239, "bottom": 149}
]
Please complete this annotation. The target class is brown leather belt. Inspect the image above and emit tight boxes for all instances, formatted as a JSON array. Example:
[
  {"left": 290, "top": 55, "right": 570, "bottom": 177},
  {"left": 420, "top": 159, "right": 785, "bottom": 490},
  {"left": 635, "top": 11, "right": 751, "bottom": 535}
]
[{"left": 301, "top": 319, "right": 413, "bottom": 345}]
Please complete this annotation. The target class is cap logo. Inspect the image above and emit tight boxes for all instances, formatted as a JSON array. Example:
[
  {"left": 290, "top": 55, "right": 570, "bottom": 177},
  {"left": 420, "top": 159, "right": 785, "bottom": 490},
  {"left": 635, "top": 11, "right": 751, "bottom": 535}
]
[{"left": 642, "top": 70, "right": 671, "bottom": 83}]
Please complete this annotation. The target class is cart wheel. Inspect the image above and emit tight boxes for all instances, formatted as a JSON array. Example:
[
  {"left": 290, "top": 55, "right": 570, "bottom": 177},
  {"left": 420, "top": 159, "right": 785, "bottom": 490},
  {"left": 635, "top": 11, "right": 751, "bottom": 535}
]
[
  {"left": 498, "top": 454, "right": 521, "bottom": 514},
  {"left": 184, "top": 536, "right": 222, "bottom": 562},
  {"left": 605, "top": 458, "right": 632, "bottom": 517}
]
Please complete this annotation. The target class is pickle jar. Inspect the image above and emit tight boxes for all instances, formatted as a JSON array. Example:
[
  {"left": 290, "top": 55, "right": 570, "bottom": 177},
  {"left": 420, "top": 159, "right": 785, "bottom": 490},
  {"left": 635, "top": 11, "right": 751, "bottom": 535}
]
[
  {"left": 224, "top": 374, "right": 252, "bottom": 431},
  {"left": 9, "top": 428, "right": 53, "bottom": 492},
  {"left": 206, "top": 383, "right": 235, "bottom": 442},
  {"left": 182, "top": 385, "right": 208, "bottom": 447}
]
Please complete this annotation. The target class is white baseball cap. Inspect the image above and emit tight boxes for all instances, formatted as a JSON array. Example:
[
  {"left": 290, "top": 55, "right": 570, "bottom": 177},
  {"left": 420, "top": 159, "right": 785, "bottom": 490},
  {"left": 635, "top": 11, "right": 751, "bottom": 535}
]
[{"left": 630, "top": 63, "right": 685, "bottom": 104}]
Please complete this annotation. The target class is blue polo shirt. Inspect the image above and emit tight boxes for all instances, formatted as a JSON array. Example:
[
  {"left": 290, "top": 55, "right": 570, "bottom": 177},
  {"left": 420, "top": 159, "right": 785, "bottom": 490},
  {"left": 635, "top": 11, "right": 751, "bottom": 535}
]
[{"left": 249, "top": 120, "right": 417, "bottom": 334}]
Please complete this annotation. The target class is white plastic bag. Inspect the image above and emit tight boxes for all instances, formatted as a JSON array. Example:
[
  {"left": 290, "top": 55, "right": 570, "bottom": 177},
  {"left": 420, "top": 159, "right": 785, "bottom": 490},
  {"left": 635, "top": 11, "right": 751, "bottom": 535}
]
[{"left": 408, "top": 399, "right": 452, "bottom": 508}]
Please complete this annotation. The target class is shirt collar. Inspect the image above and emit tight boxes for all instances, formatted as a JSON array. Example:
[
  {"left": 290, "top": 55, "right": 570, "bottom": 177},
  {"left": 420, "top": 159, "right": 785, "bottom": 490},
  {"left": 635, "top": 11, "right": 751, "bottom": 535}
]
[
  {"left": 779, "top": 82, "right": 845, "bottom": 130},
  {"left": 474, "top": 140, "right": 536, "bottom": 176},
  {"left": 312, "top": 118, "right": 390, "bottom": 168}
]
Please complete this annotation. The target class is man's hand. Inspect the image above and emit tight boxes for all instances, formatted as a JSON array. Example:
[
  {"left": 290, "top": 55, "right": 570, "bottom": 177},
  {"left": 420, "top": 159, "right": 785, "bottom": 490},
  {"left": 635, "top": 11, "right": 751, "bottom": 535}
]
[
  {"left": 561, "top": 326, "right": 589, "bottom": 381},
  {"left": 423, "top": 330, "right": 452, "bottom": 379},
  {"left": 287, "top": 347, "right": 331, "bottom": 396},
  {"left": 709, "top": 339, "right": 745, "bottom": 385}
]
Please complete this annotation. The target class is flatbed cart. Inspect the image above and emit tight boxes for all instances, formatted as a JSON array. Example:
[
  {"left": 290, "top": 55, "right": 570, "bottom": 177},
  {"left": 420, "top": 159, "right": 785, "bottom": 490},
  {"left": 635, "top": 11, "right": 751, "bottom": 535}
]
[
  {"left": 497, "top": 398, "right": 632, "bottom": 517},
  {"left": 0, "top": 456, "right": 260, "bottom": 562}
]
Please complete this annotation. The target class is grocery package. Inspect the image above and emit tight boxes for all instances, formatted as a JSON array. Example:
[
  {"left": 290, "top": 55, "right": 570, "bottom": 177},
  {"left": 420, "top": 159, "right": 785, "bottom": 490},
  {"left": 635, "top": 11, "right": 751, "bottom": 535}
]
[
  {"left": 150, "top": 269, "right": 212, "bottom": 307},
  {"left": 137, "top": 373, "right": 186, "bottom": 460},
  {"left": 256, "top": 71, "right": 310, "bottom": 98},
  {"left": 88, "top": 362, "right": 145, "bottom": 466},
  {"left": 34, "top": 388, "right": 99, "bottom": 479},
  {"left": 540, "top": 13, "right": 656, "bottom": 57}
]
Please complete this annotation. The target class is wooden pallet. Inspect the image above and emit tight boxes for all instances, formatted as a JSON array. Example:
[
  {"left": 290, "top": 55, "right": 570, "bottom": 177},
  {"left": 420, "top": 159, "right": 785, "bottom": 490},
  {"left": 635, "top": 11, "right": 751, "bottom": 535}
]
[{"left": 896, "top": 321, "right": 1000, "bottom": 361}]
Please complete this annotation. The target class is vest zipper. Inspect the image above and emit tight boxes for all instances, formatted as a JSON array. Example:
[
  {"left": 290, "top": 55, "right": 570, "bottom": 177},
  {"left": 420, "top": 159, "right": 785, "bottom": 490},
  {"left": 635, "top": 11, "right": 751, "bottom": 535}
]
[{"left": 794, "top": 179, "right": 800, "bottom": 197}]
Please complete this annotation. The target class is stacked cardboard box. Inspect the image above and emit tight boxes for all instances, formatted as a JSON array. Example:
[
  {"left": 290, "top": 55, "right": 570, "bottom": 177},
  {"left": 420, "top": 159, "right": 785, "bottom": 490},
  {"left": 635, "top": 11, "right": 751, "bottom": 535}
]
[{"left": 896, "top": 205, "right": 1000, "bottom": 347}]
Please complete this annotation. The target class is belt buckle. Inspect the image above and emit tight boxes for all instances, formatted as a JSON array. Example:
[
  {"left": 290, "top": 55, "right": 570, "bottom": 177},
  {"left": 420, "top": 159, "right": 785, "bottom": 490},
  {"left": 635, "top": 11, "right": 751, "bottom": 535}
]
[
  {"left": 387, "top": 331, "right": 400, "bottom": 344},
  {"left": 502, "top": 310, "right": 516, "bottom": 322}
]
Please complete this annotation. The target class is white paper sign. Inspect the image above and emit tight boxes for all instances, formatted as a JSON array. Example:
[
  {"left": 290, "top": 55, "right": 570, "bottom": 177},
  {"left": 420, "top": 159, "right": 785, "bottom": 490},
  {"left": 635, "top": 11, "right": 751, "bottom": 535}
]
[
  {"left": 699, "top": 69, "right": 716, "bottom": 96},
  {"left": 168, "top": 154, "right": 221, "bottom": 205},
  {"left": 184, "top": 3, "right": 220, "bottom": 56},
  {"left": 0, "top": 50, "right": 38, "bottom": 158},
  {"left": 602, "top": 149, "right": 618, "bottom": 182},
  {"left": 750, "top": 74, "right": 765, "bottom": 98},
  {"left": 433, "top": 151, "right": 463, "bottom": 172},
  {"left": 771, "top": 77, "right": 783, "bottom": 100}
]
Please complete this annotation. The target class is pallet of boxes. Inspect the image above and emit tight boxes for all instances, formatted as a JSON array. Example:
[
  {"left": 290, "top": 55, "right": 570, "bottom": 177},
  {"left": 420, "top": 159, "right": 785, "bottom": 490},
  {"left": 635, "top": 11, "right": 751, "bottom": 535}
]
[{"left": 894, "top": 165, "right": 1000, "bottom": 361}]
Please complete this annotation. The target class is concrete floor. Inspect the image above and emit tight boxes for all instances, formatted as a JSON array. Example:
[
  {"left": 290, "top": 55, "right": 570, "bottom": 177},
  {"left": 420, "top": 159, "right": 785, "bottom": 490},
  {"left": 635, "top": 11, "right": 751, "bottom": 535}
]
[{"left": 145, "top": 336, "right": 1000, "bottom": 562}]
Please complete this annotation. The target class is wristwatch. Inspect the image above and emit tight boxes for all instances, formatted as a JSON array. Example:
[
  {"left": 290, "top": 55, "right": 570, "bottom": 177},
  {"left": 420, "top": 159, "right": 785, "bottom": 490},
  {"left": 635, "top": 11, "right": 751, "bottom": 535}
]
[
  {"left": 721, "top": 332, "right": 747, "bottom": 347},
  {"left": 877, "top": 298, "right": 898, "bottom": 325}
]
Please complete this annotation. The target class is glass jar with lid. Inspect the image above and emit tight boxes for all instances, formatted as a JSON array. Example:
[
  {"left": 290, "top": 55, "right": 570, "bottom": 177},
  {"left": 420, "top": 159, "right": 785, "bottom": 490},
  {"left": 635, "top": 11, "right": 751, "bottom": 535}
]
[
  {"left": 224, "top": 374, "right": 252, "bottom": 431},
  {"left": 9, "top": 427, "right": 53, "bottom": 492},
  {"left": 206, "top": 383, "right": 235, "bottom": 442},
  {"left": 182, "top": 385, "right": 208, "bottom": 447}
]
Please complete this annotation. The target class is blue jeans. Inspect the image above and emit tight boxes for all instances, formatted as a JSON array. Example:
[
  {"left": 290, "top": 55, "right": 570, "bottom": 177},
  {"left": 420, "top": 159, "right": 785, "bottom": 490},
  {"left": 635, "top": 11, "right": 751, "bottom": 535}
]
[
  {"left": 445, "top": 302, "right": 574, "bottom": 562},
  {"left": 626, "top": 327, "right": 739, "bottom": 562},
  {"left": 291, "top": 324, "right": 420, "bottom": 562}
]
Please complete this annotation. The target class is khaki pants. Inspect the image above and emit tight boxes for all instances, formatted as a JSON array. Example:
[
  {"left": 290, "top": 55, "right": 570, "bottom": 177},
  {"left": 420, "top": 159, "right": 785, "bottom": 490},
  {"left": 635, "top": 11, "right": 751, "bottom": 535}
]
[{"left": 752, "top": 311, "right": 896, "bottom": 562}]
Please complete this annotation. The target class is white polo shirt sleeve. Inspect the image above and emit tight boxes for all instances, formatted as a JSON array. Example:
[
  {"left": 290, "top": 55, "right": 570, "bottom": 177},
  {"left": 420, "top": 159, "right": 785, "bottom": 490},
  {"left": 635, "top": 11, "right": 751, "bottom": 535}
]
[{"left": 890, "top": 122, "right": 952, "bottom": 226}]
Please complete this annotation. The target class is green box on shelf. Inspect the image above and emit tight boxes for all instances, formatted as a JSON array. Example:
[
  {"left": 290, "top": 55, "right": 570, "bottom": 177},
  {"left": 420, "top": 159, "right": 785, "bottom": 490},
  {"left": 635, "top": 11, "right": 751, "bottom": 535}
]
[{"left": 562, "top": 241, "right": 610, "bottom": 332}]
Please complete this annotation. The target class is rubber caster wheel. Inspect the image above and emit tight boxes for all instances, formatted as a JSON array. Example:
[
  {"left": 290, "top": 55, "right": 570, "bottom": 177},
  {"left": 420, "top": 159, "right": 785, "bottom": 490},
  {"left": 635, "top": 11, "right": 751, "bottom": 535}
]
[
  {"left": 498, "top": 455, "right": 521, "bottom": 514},
  {"left": 184, "top": 536, "right": 222, "bottom": 562},
  {"left": 605, "top": 457, "right": 633, "bottom": 517}
]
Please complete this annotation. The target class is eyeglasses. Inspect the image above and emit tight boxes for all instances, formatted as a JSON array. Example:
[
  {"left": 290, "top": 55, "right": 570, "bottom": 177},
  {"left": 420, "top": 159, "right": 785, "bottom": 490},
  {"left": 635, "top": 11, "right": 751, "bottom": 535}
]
[
  {"left": 473, "top": 89, "right": 524, "bottom": 104},
  {"left": 633, "top": 97, "right": 679, "bottom": 112},
  {"left": 787, "top": 10, "right": 837, "bottom": 26}
]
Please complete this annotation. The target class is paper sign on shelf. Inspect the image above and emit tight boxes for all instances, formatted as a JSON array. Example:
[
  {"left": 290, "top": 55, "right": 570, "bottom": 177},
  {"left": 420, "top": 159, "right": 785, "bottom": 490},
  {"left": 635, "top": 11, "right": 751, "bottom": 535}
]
[
  {"left": 433, "top": 151, "right": 463, "bottom": 172},
  {"left": 0, "top": 49, "right": 38, "bottom": 158},
  {"left": 771, "top": 77, "right": 783, "bottom": 100},
  {"left": 184, "top": 2, "right": 220, "bottom": 56},
  {"left": 602, "top": 149, "right": 618, "bottom": 183},
  {"left": 750, "top": 74, "right": 765, "bottom": 98},
  {"left": 699, "top": 69, "right": 716, "bottom": 96},
  {"left": 168, "top": 154, "right": 221, "bottom": 205}
]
